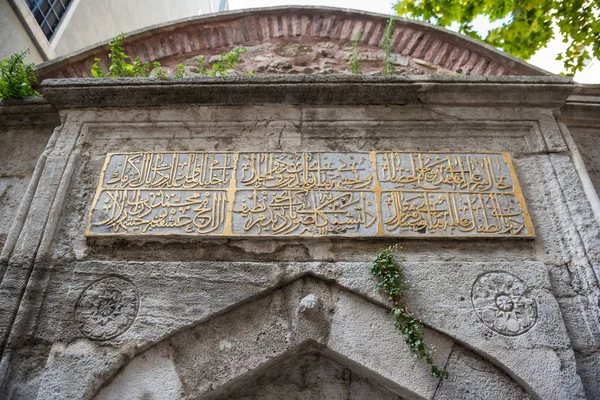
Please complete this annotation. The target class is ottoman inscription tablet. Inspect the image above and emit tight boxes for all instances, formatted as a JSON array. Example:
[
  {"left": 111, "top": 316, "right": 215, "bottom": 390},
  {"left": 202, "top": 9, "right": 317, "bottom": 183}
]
[{"left": 87, "top": 152, "right": 534, "bottom": 238}]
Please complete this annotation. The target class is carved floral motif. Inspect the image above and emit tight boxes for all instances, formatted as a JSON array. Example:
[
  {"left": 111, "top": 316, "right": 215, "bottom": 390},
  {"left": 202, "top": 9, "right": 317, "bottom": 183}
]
[
  {"left": 74, "top": 276, "right": 139, "bottom": 340},
  {"left": 471, "top": 272, "right": 537, "bottom": 336}
]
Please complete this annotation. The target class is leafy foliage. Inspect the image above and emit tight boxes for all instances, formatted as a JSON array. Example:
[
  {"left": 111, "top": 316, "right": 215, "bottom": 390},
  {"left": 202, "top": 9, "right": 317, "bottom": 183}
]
[
  {"left": 132, "top": 57, "right": 157, "bottom": 78},
  {"left": 382, "top": 18, "right": 396, "bottom": 75},
  {"left": 108, "top": 33, "right": 134, "bottom": 77},
  {"left": 393, "top": 0, "right": 600, "bottom": 75},
  {"left": 0, "top": 50, "right": 39, "bottom": 99},
  {"left": 197, "top": 47, "right": 247, "bottom": 76},
  {"left": 91, "top": 58, "right": 105, "bottom": 78},
  {"left": 92, "top": 37, "right": 249, "bottom": 79},
  {"left": 91, "top": 33, "right": 163, "bottom": 78},
  {"left": 154, "top": 64, "right": 167, "bottom": 78},
  {"left": 349, "top": 30, "right": 362, "bottom": 74},
  {"left": 371, "top": 248, "right": 449, "bottom": 379},
  {"left": 176, "top": 63, "right": 185, "bottom": 78}
]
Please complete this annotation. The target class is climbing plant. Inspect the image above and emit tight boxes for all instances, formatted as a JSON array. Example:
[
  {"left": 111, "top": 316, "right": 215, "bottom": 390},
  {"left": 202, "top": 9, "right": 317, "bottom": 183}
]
[
  {"left": 91, "top": 33, "right": 164, "bottom": 78},
  {"left": 0, "top": 49, "right": 39, "bottom": 99},
  {"left": 371, "top": 247, "right": 449, "bottom": 379}
]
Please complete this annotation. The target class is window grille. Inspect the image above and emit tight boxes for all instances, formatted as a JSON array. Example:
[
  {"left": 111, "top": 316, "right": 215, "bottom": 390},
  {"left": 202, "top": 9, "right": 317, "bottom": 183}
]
[{"left": 25, "top": 0, "right": 74, "bottom": 40}]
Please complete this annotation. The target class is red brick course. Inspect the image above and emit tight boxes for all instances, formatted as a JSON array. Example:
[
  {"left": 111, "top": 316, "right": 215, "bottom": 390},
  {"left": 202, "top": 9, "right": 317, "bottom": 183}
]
[{"left": 36, "top": 8, "right": 547, "bottom": 80}]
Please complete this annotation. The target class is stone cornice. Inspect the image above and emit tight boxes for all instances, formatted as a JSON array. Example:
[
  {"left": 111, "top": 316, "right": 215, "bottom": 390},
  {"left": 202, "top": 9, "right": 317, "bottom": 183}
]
[
  {"left": 34, "top": 6, "right": 551, "bottom": 81},
  {"left": 560, "top": 84, "right": 600, "bottom": 126},
  {"left": 39, "top": 75, "right": 574, "bottom": 109},
  {"left": 0, "top": 97, "right": 60, "bottom": 128}
]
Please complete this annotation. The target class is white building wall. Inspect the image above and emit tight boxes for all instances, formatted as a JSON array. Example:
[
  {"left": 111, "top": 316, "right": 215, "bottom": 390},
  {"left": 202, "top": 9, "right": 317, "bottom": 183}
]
[
  {"left": 0, "top": 1, "right": 44, "bottom": 63},
  {"left": 50, "top": 0, "right": 227, "bottom": 56}
]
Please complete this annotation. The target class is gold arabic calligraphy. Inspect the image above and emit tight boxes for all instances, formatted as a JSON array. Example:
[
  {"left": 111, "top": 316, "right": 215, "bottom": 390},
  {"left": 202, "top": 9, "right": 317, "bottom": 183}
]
[{"left": 87, "top": 152, "right": 534, "bottom": 238}]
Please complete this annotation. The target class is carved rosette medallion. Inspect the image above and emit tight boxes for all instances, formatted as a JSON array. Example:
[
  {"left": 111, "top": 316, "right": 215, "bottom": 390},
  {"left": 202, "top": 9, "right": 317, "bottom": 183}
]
[
  {"left": 471, "top": 272, "right": 537, "bottom": 336},
  {"left": 74, "top": 276, "right": 140, "bottom": 340}
]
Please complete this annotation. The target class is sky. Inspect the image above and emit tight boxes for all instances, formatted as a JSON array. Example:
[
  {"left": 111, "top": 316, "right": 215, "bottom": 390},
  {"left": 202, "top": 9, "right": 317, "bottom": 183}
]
[
  {"left": 228, "top": 0, "right": 599, "bottom": 83},
  {"left": 230, "top": 0, "right": 393, "bottom": 15}
]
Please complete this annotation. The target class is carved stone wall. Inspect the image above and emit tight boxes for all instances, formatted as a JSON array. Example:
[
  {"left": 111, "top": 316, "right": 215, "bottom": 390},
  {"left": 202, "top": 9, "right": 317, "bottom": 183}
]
[
  {"left": 572, "top": 127, "right": 600, "bottom": 193},
  {"left": 0, "top": 73, "right": 599, "bottom": 400},
  {"left": 0, "top": 98, "right": 57, "bottom": 262},
  {"left": 0, "top": 128, "right": 50, "bottom": 251},
  {"left": 561, "top": 87, "right": 600, "bottom": 199}
]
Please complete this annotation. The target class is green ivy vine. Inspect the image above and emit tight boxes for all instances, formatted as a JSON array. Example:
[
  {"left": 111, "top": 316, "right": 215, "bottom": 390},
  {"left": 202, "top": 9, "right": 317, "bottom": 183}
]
[{"left": 371, "top": 247, "right": 449, "bottom": 379}]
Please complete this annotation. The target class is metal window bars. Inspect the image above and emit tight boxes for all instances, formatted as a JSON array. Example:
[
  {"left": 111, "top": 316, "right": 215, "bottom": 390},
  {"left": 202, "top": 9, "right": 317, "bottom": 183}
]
[{"left": 25, "top": 0, "right": 73, "bottom": 40}]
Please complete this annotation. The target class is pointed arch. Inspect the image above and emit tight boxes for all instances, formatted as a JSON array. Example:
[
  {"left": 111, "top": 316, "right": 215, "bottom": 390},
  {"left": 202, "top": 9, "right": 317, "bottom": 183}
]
[{"left": 91, "top": 276, "right": 529, "bottom": 399}]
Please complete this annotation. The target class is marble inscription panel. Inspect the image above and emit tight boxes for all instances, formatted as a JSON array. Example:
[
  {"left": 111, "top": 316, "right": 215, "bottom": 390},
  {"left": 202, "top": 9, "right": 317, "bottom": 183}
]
[{"left": 87, "top": 152, "right": 534, "bottom": 238}]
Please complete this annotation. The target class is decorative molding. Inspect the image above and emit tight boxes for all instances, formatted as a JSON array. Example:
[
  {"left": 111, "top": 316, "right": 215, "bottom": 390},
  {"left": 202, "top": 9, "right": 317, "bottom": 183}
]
[{"left": 39, "top": 75, "right": 575, "bottom": 109}]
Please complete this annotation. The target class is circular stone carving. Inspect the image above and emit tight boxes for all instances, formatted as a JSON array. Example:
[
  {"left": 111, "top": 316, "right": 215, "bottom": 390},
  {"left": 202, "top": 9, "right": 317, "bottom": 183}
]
[
  {"left": 471, "top": 272, "right": 537, "bottom": 336},
  {"left": 74, "top": 276, "right": 139, "bottom": 340}
]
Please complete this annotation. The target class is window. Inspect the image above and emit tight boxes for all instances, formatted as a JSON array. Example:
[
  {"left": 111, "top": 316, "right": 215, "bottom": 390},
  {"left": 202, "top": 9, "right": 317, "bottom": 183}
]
[{"left": 25, "top": 0, "right": 74, "bottom": 40}]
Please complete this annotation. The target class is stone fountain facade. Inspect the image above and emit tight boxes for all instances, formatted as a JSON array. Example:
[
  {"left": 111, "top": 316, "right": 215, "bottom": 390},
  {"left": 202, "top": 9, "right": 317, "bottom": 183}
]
[{"left": 1, "top": 7, "right": 600, "bottom": 400}]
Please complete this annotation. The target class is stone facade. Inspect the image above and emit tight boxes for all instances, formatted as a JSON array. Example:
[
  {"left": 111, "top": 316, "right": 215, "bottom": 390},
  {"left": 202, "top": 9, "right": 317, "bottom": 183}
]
[{"left": 1, "top": 7, "right": 600, "bottom": 400}]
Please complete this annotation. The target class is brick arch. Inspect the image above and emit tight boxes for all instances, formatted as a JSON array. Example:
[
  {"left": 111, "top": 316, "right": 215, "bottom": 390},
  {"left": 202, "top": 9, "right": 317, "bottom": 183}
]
[{"left": 35, "top": 6, "right": 549, "bottom": 80}]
